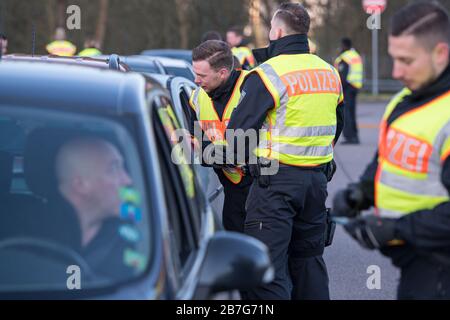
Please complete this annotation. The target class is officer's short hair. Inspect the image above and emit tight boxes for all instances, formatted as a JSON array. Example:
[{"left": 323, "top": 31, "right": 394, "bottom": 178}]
[
  {"left": 390, "top": 1, "right": 450, "bottom": 48},
  {"left": 0, "top": 33, "right": 7, "bottom": 40},
  {"left": 227, "top": 26, "right": 243, "bottom": 37},
  {"left": 192, "top": 40, "right": 233, "bottom": 71},
  {"left": 274, "top": 2, "right": 310, "bottom": 35},
  {"left": 201, "top": 31, "right": 223, "bottom": 43},
  {"left": 341, "top": 38, "right": 352, "bottom": 50}
]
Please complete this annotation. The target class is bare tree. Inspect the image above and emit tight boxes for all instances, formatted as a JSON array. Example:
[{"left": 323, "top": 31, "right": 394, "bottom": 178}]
[
  {"left": 175, "top": 0, "right": 190, "bottom": 49},
  {"left": 56, "top": 0, "right": 66, "bottom": 29},
  {"left": 95, "top": 0, "right": 109, "bottom": 48}
]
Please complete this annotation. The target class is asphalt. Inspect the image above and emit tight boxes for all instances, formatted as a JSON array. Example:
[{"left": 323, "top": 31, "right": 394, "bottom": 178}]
[{"left": 324, "top": 100, "right": 400, "bottom": 300}]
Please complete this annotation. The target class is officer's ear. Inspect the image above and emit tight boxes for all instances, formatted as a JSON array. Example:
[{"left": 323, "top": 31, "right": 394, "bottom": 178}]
[
  {"left": 432, "top": 42, "right": 450, "bottom": 67},
  {"left": 218, "top": 67, "right": 230, "bottom": 80}
]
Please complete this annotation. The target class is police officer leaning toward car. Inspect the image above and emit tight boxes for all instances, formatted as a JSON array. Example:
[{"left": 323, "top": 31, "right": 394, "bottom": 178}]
[
  {"left": 188, "top": 40, "right": 253, "bottom": 233},
  {"left": 333, "top": 1, "right": 450, "bottom": 300},
  {"left": 224, "top": 2, "right": 344, "bottom": 300}
]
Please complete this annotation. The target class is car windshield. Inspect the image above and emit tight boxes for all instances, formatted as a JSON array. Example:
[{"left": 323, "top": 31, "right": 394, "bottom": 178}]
[
  {"left": 164, "top": 66, "right": 194, "bottom": 82},
  {"left": 0, "top": 106, "right": 151, "bottom": 295}
]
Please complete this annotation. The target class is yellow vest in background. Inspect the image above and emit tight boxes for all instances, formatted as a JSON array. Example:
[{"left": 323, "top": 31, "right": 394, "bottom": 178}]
[
  {"left": 46, "top": 40, "right": 77, "bottom": 57},
  {"left": 78, "top": 48, "right": 102, "bottom": 57},
  {"left": 232, "top": 46, "right": 255, "bottom": 69},
  {"left": 334, "top": 49, "right": 364, "bottom": 89}
]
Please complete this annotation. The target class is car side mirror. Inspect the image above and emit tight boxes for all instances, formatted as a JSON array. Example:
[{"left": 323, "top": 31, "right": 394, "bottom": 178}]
[{"left": 194, "top": 232, "right": 273, "bottom": 299}]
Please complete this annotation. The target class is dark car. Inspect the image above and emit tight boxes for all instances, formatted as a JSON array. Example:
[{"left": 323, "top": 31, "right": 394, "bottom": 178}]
[
  {"left": 0, "top": 60, "right": 272, "bottom": 299},
  {"left": 141, "top": 49, "right": 192, "bottom": 64}
]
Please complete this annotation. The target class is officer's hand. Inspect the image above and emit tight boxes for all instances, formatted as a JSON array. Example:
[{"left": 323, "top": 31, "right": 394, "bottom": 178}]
[
  {"left": 332, "top": 184, "right": 364, "bottom": 218},
  {"left": 343, "top": 215, "right": 403, "bottom": 250},
  {"left": 203, "top": 144, "right": 233, "bottom": 167}
]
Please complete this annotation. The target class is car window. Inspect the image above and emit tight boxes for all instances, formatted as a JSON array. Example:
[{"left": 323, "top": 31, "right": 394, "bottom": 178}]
[
  {"left": 169, "top": 81, "right": 216, "bottom": 201},
  {"left": 151, "top": 96, "right": 195, "bottom": 280},
  {"left": 0, "top": 107, "right": 151, "bottom": 295},
  {"left": 164, "top": 66, "right": 195, "bottom": 82}
]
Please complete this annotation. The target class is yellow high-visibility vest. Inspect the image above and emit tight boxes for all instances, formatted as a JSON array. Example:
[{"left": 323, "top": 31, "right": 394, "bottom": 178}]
[
  {"left": 375, "top": 89, "right": 450, "bottom": 218},
  {"left": 232, "top": 46, "right": 255, "bottom": 69},
  {"left": 78, "top": 48, "right": 102, "bottom": 57},
  {"left": 46, "top": 40, "right": 77, "bottom": 57},
  {"left": 252, "top": 54, "right": 343, "bottom": 167},
  {"left": 334, "top": 49, "right": 364, "bottom": 89},
  {"left": 189, "top": 71, "right": 249, "bottom": 184}
]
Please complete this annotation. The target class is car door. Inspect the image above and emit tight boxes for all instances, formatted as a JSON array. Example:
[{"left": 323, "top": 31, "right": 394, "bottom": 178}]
[
  {"left": 166, "top": 77, "right": 225, "bottom": 221},
  {"left": 148, "top": 91, "right": 220, "bottom": 298}
]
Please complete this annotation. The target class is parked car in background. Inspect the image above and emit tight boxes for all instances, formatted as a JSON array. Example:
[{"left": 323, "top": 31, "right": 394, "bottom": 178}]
[
  {"left": 141, "top": 49, "right": 192, "bottom": 64},
  {"left": 95, "top": 54, "right": 195, "bottom": 82},
  {"left": 2, "top": 54, "right": 129, "bottom": 71},
  {"left": 118, "top": 55, "right": 166, "bottom": 75},
  {"left": 0, "top": 60, "right": 272, "bottom": 299},
  {"left": 150, "top": 56, "right": 195, "bottom": 82}
]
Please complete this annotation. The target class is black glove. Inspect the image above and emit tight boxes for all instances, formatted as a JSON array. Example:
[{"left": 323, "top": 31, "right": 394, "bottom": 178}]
[
  {"left": 344, "top": 215, "right": 403, "bottom": 250},
  {"left": 332, "top": 183, "right": 365, "bottom": 218}
]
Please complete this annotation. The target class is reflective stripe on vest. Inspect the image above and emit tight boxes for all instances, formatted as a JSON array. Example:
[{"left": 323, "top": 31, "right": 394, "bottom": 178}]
[
  {"left": 190, "top": 71, "right": 249, "bottom": 184},
  {"left": 375, "top": 89, "right": 450, "bottom": 218},
  {"left": 78, "top": 48, "right": 102, "bottom": 57},
  {"left": 334, "top": 49, "right": 363, "bottom": 89},
  {"left": 253, "top": 54, "right": 342, "bottom": 167},
  {"left": 232, "top": 47, "right": 255, "bottom": 68},
  {"left": 46, "top": 41, "right": 77, "bottom": 57}
]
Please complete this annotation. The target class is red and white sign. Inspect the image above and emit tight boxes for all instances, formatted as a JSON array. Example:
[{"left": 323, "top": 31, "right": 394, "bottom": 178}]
[{"left": 363, "top": 0, "right": 387, "bottom": 14}]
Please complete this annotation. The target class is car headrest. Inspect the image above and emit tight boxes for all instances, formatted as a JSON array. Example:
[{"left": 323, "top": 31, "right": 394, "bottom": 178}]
[
  {"left": 24, "top": 128, "right": 80, "bottom": 199},
  {"left": 0, "top": 151, "right": 13, "bottom": 196}
]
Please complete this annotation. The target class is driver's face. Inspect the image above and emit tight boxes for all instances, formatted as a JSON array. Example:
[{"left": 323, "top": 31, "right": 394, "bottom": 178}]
[{"left": 85, "top": 143, "right": 132, "bottom": 218}]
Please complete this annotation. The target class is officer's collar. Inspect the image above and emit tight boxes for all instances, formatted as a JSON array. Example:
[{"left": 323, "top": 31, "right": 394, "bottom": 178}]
[
  {"left": 252, "top": 34, "right": 310, "bottom": 64},
  {"left": 409, "top": 62, "right": 450, "bottom": 101},
  {"left": 208, "top": 70, "right": 240, "bottom": 100}
]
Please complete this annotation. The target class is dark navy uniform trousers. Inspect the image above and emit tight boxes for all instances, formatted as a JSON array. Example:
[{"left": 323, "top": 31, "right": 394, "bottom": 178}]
[{"left": 243, "top": 165, "right": 330, "bottom": 300}]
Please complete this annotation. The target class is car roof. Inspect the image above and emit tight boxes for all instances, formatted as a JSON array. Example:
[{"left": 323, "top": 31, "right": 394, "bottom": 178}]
[
  {"left": 2, "top": 54, "right": 130, "bottom": 72},
  {"left": 0, "top": 61, "right": 155, "bottom": 115}
]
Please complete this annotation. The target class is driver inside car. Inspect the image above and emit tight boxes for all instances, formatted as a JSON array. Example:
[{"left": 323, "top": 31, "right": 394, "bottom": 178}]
[{"left": 54, "top": 137, "right": 141, "bottom": 280}]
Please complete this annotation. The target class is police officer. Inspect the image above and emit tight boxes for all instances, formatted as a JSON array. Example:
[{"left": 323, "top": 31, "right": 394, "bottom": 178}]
[
  {"left": 189, "top": 40, "right": 252, "bottom": 233},
  {"left": 335, "top": 38, "right": 364, "bottom": 144},
  {"left": 333, "top": 1, "right": 450, "bottom": 300},
  {"left": 226, "top": 27, "right": 256, "bottom": 70},
  {"left": 226, "top": 2, "right": 344, "bottom": 300},
  {"left": 78, "top": 38, "right": 102, "bottom": 57},
  {"left": 46, "top": 27, "right": 76, "bottom": 57},
  {"left": 0, "top": 33, "right": 8, "bottom": 56}
]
